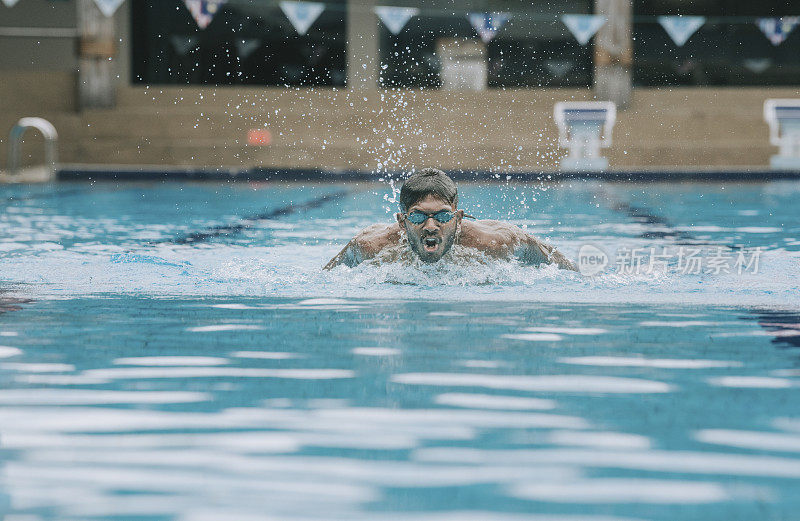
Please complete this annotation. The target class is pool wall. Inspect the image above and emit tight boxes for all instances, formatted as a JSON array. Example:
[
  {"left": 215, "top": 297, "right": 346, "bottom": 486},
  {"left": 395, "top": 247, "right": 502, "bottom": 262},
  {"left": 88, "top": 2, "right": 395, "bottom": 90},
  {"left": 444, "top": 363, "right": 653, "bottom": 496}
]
[
  {"left": 55, "top": 164, "right": 800, "bottom": 183},
  {"left": 1, "top": 75, "right": 799, "bottom": 173}
]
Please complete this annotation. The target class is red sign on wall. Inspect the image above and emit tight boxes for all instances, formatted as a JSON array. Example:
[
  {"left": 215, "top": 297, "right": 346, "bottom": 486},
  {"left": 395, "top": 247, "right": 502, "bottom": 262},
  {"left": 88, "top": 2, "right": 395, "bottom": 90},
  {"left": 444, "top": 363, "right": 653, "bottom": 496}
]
[{"left": 247, "top": 129, "right": 272, "bottom": 146}]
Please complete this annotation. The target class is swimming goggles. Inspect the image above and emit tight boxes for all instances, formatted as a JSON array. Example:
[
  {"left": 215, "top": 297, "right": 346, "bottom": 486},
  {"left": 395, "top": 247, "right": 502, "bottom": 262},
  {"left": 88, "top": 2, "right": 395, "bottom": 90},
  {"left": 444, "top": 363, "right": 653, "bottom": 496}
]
[{"left": 406, "top": 210, "right": 455, "bottom": 224}]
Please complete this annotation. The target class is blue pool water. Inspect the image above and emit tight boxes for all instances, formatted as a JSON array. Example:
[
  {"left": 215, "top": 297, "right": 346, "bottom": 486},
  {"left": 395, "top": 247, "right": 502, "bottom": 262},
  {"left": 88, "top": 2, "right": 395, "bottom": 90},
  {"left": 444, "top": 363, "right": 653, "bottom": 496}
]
[{"left": 0, "top": 179, "right": 799, "bottom": 521}]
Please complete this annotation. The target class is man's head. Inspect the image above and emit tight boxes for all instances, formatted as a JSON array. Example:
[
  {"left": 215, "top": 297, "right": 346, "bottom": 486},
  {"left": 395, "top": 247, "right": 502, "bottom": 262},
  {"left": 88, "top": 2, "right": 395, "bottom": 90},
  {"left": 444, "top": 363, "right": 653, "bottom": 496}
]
[{"left": 396, "top": 168, "right": 463, "bottom": 263}]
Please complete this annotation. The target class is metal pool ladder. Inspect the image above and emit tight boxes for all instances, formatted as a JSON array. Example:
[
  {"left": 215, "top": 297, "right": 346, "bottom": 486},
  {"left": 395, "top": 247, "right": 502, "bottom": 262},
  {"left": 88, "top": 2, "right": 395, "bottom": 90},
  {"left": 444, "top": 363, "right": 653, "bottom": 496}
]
[{"left": 7, "top": 117, "right": 59, "bottom": 180}]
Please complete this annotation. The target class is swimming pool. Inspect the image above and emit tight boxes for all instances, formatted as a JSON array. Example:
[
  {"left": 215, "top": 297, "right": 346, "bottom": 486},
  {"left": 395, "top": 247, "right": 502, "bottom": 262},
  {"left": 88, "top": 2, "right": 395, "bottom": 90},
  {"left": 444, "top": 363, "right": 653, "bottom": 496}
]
[{"left": 0, "top": 179, "right": 799, "bottom": 521}]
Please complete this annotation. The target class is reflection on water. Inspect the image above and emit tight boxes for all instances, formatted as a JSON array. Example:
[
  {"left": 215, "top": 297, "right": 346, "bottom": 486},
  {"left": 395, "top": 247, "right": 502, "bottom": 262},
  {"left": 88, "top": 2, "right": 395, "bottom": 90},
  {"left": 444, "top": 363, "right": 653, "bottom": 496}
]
[
  {"left": 0, "top": 298, "right": 798, "bottom": 521},
  {"left": 751, "top": 309, "right": 800, "bottom": 348}
]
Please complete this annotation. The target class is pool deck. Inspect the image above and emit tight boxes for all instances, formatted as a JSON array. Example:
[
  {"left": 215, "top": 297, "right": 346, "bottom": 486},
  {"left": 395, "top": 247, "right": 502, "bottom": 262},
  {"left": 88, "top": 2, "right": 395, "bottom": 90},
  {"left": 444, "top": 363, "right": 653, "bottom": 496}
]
[{"left": 48, "top": 164, "right": 800, "bottom": 183}]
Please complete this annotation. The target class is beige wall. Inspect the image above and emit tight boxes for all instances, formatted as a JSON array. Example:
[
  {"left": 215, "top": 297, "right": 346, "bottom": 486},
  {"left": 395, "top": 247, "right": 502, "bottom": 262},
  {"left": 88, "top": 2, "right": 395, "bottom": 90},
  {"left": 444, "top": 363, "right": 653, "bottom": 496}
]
[{"left": 1, "top": 75, "right": 797, "bottom": 171}]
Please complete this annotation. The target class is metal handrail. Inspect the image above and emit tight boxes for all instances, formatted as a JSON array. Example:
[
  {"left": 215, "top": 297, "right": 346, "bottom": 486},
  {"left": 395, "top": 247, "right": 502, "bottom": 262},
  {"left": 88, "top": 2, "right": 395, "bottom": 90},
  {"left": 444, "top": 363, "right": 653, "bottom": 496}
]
[{"left": 7, "top": 117, "right": 58, "bottom": 178}]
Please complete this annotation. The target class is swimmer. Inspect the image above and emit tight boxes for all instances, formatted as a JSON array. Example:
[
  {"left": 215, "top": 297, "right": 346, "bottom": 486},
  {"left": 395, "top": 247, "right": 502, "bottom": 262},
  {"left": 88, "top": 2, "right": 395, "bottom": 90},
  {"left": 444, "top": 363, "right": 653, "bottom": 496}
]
[{"left": 324, "top": 168, "right": 577, "bottom": 271}]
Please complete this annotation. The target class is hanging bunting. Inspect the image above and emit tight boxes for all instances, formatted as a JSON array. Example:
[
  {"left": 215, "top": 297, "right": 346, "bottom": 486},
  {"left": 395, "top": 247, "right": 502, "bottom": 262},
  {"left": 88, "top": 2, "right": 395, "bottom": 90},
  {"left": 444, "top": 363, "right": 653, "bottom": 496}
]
[
  {"left": 561, "top": 14, "right": 606, "bottom": 45},
  {"left": 657, "top": 15, "right": 705, "bottom": 46},
  {"left": 468, "top": 12, "right": 510, "bottom": 43},
  {"left": 235, "top": 39, "right": 262, "bottom": 60},
  {"left": 184, "top": 0, "right": 227, "bottom": 30},
  {"left": 756, "top": 17, "right": 800, "bottom": 46},
  {"left": 1, "top": 0, "right": 21, "bottom": 7},
  {"left": 280, "top": 1, "right": 325, "bottom": 36},
  {"left": 170, "top": 35, "right": 199, "bottom": 56},
  {"left": 374, "top": 6, "right": 419, "bottom": 35}
]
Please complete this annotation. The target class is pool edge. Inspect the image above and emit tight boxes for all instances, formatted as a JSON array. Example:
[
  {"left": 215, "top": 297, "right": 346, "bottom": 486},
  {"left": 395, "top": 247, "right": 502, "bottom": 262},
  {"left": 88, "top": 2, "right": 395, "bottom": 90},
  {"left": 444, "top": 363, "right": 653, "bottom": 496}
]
[{"left": 55, "top": 164, "right": 800, "bottom": 183}]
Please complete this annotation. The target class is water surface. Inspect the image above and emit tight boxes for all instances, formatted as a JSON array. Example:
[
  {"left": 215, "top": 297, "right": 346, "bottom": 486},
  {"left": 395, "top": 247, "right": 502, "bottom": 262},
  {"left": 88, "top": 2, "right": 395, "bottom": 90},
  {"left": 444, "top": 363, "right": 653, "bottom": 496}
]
[{"left": 0, "top": 180, "right": 798, "bottom": 520}]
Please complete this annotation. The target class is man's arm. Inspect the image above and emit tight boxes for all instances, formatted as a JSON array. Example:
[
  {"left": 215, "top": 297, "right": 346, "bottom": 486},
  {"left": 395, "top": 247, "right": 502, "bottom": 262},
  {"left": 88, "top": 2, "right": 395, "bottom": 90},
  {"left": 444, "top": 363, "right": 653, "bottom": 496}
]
[
  {"left": 519, "top": 234, "right": 578, "bottom": 271},
  {"left": 323, "top": 223, "right": 400, "bottom": 270},
  {"left": 323, "top": 239, "right": 363, "bottom": 270},
  {"left": 460, "top": 220, "right": 577, "bottom": 271}
]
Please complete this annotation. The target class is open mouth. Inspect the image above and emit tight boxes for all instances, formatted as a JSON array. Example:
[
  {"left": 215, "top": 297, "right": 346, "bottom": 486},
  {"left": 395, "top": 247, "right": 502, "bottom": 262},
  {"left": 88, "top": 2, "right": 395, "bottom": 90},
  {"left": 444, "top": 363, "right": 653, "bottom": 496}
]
[{"left": 422, "top": 236, "right": 439, "bottom": 252}]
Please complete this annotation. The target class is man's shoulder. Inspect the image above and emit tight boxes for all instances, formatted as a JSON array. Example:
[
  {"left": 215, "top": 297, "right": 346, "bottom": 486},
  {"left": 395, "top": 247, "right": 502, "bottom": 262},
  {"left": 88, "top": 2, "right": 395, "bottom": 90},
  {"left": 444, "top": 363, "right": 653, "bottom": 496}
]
[
  {"left": 459, "top": 219, "right": 524, "bottom": 252},
  {"left": 354, "top": 222, "right": 401, "bottom": 256}
]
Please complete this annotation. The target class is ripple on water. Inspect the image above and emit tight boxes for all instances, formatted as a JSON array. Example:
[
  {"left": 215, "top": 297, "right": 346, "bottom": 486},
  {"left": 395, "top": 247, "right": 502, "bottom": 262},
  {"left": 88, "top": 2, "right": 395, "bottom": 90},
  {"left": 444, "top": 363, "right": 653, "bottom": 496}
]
[
  {"left": 694, "top": 429, "right": 800, "bottom": 453},
  {"left": 0, "top": 363, "right": 74, "bottom": 372},
  {"left": 187, "top": 324, "right": 265, "bottom": 332},
  {"left": 434, "top": 393, "right": 557, "bottom": 411},
  {"left": 508, "top": 478, "right": 732, "bottom": 504},
  {"left": 707, "top": 376, "right": 795, "bottom": 389},
  {"left": 113, "top": 356, "right": 230, "bottom": 366},
  {"left": 560, "top": 356, "right": 742, "bottom": 369},
  {"left": 413, "top": 448, "right": 800, "bottom": 478},
  {"left": 0, "top": 389, "right": 211, "bottom": 405},
  {"left": 456, "top": 360, "right": 506, "bottom": 369},
  {"left": 501, "top": 333, "right": 564, "bottom": 342},
  {"left": 313, "top": 407, "right": 589, "bottom": 429},
  {"left": 81, "top": 367, "right": 355, "bottom": 380},
  {"left": 392, "top": 373, "right": 673, "bottom": 393},
  {"left": 525, "top": 327, "right": 609, "bottom": 335},
  {"left": 351, "top": 347, "right": 402, "bottom": 356},
  {"left": 230, "top": 351, "right": 304, "bottom": 359},
  {"left": 545, "top": 431, "right": 652, "bottom": 450},
  {"left": 0, "top": 345, "right": 23, "bottom": 358}
]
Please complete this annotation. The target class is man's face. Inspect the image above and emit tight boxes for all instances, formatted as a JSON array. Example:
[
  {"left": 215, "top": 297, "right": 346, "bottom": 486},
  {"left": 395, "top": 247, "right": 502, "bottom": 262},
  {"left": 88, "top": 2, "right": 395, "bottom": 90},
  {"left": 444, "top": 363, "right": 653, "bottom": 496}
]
[{"left": 397, "top": 194, "right": 463, "bottom": 263}]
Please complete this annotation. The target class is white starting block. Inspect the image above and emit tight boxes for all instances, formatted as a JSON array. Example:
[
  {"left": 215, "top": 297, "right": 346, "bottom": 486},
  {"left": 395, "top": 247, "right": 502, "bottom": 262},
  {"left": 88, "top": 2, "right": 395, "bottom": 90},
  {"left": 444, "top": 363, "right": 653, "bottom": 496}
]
[
  {"left": 554, "top": 101, "right": 616, "bottom": 171},
  {"left": 764, "top": 99, "right": 800, "bottom": 170}
]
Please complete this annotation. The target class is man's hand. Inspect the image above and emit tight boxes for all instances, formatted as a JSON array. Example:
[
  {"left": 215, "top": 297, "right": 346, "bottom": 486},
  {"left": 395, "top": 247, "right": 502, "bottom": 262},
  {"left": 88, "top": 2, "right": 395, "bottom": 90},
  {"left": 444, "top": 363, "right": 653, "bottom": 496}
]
[{"left": 521, "top": 235, "right": 578, "bottom": 271}]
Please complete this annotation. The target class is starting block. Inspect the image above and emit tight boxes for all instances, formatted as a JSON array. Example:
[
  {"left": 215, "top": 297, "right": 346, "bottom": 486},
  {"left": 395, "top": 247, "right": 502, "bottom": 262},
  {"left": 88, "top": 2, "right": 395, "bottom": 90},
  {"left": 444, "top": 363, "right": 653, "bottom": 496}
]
[
  {"left": 554, "top": 101, "right": 616, "bottom": 171},
  {"left": 764, "top": 99, "right": 800, "bottom": 170}
]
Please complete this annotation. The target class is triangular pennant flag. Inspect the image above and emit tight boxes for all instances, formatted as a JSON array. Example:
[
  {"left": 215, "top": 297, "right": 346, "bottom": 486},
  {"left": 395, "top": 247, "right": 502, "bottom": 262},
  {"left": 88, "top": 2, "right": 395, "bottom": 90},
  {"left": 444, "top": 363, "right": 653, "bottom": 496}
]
[
  {"left": 280, "top": 1, "right": 325, "bottom": 36},
  {"left": 743, "top": 58, "right": 772, "bottom": 74},
  {"left": 235, "top": 39, "right": 262, "bottom": 60},
  {"left": 92, "top": 0, "right": 125, "bottom": 17},
  {"left": 170, "top": 35, "right": 199, "bottom": 56},
  {"left": 657, "top": 15, "right": 705, "bottom": 46},
  {"left": 1, "top": 0, "right": 22, "bottom": 7},
  {"left": 184, "top": 0, "right": 227, "bottom": 30},
  {"left": 375, "top": 6, "right": 419, "bottom": 35},
  {"left": 756, "top": 17, "right": 800, "bottom": 46},
  {"left": 545, "top": 60, "right": 574, "bottom": 79},
  {"left": 468, "top": 12, "right": 509, "bottom": 43},
  {"left": 561, "top": 14, "right": 606, "bottom": 45}
]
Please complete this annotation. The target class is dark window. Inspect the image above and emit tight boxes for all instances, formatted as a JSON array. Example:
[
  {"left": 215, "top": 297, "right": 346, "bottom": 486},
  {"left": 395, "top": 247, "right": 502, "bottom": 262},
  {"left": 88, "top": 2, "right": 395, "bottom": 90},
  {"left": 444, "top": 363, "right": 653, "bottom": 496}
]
[
  {"left": 379, "top": 2, "right": 594, "bottom": 89},
  {"left": 131, "top": 0, "right": 346, "bottom": 86},
  {"left": 634, "top": 0, "right": 800, "bottom": 86}
]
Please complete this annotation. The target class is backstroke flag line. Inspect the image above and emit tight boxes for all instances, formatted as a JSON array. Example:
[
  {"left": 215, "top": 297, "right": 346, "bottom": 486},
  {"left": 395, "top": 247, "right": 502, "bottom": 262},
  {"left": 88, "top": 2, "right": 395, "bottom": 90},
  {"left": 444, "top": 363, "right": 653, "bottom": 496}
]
[
  {"left": 658, "top": 15, "right": 705, "bottom": 46},
  {"left": 468, "top": 12, "right": 510, "bottom": 43},
  {"left": 375, "top": 6, "right": 419, "bottom": 35},
  {"left": 756, "top": 17, "right": 800, "bottom": 46},
  {"left": 561, "top": 14, "right": 606, "bottom": 45},
  {"left": 280, "top": 1, "right": 326, "bottom": 36},
  {"left": 184, "top": 0, "right": 227, "bottom": 30}
]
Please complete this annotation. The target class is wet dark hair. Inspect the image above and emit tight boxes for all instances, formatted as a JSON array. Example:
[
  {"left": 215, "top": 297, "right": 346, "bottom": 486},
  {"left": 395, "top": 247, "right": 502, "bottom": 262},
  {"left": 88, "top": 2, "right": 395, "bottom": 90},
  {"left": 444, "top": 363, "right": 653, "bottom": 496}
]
[{"left": 399, "top": 168, "right": 458, "bottom": 211}]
